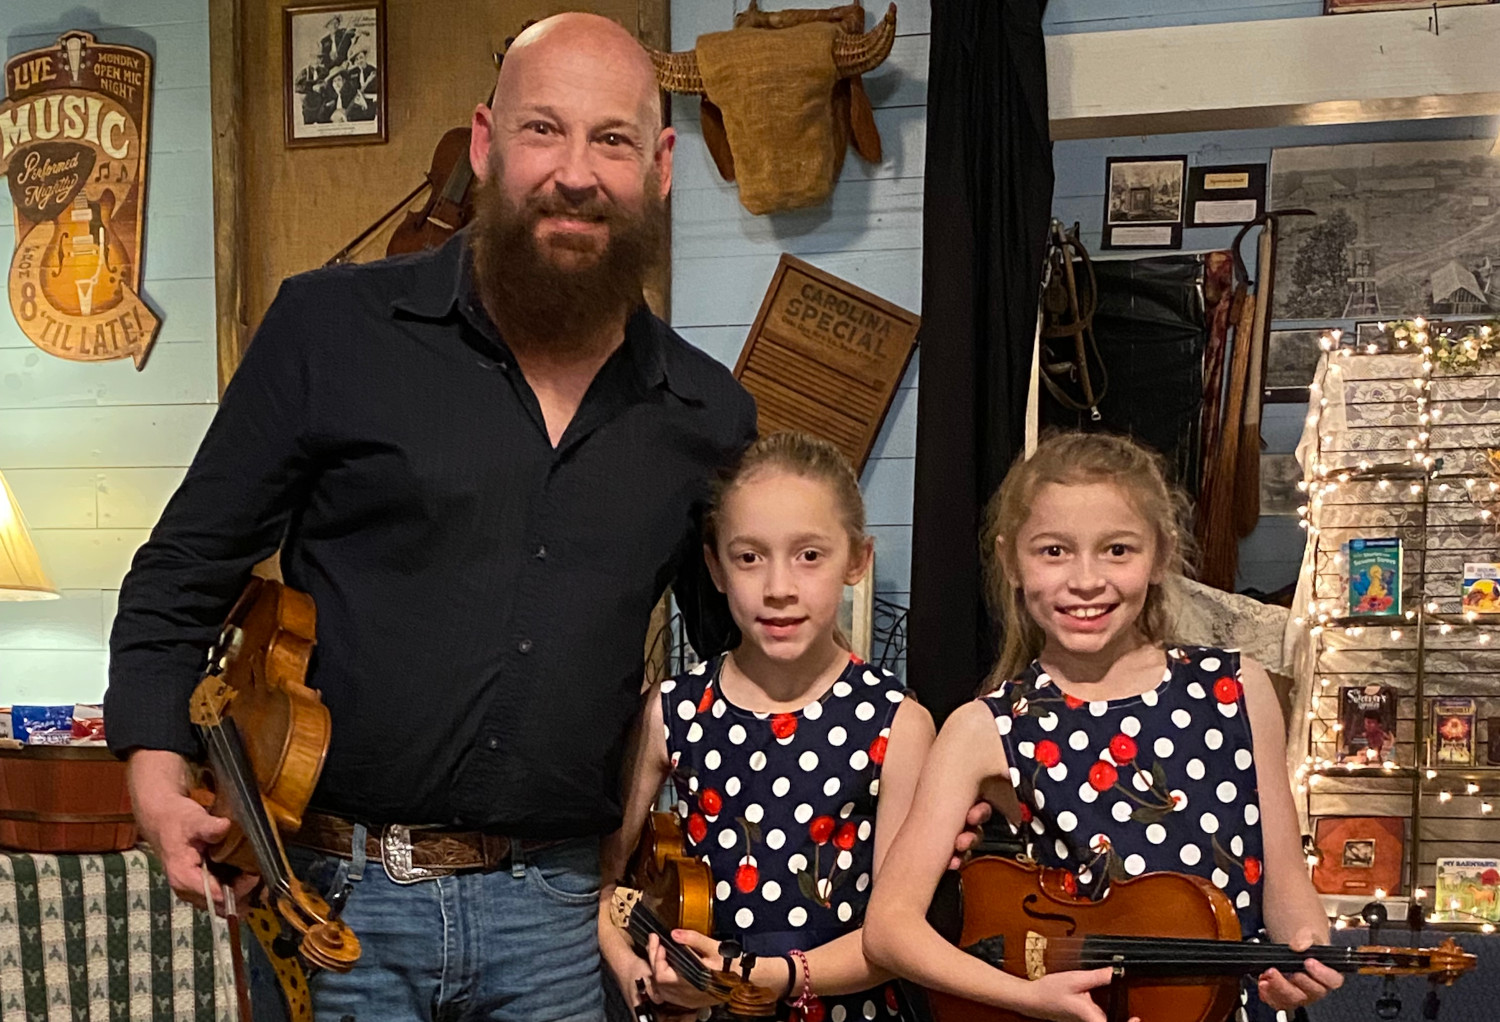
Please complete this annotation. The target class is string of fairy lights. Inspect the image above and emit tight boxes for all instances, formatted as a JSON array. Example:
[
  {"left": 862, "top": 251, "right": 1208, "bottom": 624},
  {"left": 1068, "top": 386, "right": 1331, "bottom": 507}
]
[{"left": 1288, "top": 318, "right": 1500, "bottom": 929}]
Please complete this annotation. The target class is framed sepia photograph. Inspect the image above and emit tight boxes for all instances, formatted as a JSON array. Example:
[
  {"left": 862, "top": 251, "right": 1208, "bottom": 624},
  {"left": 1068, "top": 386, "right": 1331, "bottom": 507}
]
[
  {"left": 1102, "top": 156, "right": 1186, "bottom": 250},
  {"left": 1263, "top": 328, "right": 1325, "bottom": 402},
  {"left": 284, "top": 1, "right": 387, "bottom": 147}
]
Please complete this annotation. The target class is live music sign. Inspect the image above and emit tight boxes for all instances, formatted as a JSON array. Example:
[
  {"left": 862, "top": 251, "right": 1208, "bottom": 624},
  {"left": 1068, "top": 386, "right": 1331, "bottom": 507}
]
[{"left": 0, "top": 30, "right": 160, "bottom": 369}]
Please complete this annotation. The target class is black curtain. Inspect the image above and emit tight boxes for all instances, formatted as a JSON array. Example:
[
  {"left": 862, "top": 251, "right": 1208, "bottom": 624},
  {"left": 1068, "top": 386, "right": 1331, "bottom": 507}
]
[{"left": 907, "top": 0, "right": 1054, "bottom": 725}]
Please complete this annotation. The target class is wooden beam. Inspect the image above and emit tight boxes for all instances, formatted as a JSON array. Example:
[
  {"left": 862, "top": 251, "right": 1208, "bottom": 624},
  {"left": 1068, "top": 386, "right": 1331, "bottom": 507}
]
[
  {"left": 209, "top": 0, "right": 247, "bottom": 391},
  {"left": 1047, "top": 5, "right": 1500, "bottom": 140}
]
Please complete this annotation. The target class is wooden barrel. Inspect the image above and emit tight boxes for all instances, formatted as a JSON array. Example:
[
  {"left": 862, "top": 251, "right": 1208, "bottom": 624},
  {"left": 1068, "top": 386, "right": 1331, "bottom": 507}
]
[{"left": 0, "top": 745, "right": 138, "bottom": 853}]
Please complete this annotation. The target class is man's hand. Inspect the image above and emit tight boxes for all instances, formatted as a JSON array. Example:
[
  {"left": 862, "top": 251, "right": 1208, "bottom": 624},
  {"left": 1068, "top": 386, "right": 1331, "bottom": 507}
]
[
  {"left": 949, "top": 800, "right": 992, "bottom": 870},
  {"left": 127, "top": 749, "right": 256, "bottom": 913}
]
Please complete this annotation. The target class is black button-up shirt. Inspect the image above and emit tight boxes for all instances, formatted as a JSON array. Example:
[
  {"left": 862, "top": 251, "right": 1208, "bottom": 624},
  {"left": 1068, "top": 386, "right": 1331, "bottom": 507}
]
[{"left": 105, "top": 231, "right": 757, "bottom": 837}]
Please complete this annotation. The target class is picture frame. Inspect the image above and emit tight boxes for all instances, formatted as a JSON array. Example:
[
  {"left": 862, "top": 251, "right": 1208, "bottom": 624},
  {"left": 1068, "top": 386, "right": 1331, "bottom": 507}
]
[
  {"left": 1101, "top": 156, "right": 1186, "bottom": 250},
  {"left": 1262, "top": 328, "right": 1325, "bottom": 403},
  {"left": 1185, "top": 163, "right": 1266, "bottom": 226},
  {"left": 1325, "top": 0, "right": 1491, "bottom": 12},
  {"left": 1311, "top": 816, "right": 1404, "bottom": 897},
  {"left": 284, "top": 1, "right": 387, "bottom": 147}
]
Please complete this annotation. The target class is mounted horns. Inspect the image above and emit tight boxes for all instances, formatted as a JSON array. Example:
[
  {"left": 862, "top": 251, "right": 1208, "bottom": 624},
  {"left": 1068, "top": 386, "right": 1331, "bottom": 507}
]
[{"left": 648, "top": 3, "right": 898, "bottom": 96}]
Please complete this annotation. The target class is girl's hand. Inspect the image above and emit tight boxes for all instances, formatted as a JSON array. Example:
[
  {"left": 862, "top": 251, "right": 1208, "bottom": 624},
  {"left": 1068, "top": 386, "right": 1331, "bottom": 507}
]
[
  {"left": 643, "top": 931, "right": 721, "bottom": 1013},
  {"left": 1023, "top": 968, "right": 1138, "bottom": 1022},
  {"left": 1257, "top": 931, "right": 1344, "bottom": 1010}
]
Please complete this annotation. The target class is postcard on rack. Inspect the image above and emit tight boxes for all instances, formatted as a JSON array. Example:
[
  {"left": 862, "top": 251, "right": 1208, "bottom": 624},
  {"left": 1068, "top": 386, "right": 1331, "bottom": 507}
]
[
  {"left": 1434, "top": 858, "right": 1500, "bottom": 925},
  {"left": 1463, "top": 562, "right": 1500, "bottom": 615},
  {"left": 1340, "top": 684, "right": 1397, "bottom": 764},
  {"left": 1312, "top": 817, "right": 1404, "bottom": 897},
  {"left": 1431, "top": 697, "right": 1476, "bottom": 766},
  {"left": 1346, "top": 538, "right": 1402, "bottom": 616}
]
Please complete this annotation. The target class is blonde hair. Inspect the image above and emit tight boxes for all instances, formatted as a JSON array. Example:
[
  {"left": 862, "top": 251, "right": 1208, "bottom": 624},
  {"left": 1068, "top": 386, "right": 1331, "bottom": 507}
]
[{"left": 980, "top": 431, "right": 1192, "bottom": 688}]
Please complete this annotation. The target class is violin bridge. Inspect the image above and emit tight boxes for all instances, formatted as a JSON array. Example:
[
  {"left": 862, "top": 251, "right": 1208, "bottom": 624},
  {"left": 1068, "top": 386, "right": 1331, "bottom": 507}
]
[{"left": 1025, "top": 931, "right": 1048, "bottom": 980}]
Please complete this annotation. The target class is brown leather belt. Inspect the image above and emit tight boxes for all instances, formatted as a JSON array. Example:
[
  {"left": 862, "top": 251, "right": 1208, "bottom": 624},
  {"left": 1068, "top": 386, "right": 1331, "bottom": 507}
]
[{"left": 292, "top": 810, "right": 568, "bottom": 880}]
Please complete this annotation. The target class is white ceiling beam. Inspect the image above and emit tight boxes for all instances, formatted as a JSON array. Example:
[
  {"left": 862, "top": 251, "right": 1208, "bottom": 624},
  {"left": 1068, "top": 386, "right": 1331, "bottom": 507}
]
[{"left": 1046, "top": 5, "right": 1500, "bottom": 140}]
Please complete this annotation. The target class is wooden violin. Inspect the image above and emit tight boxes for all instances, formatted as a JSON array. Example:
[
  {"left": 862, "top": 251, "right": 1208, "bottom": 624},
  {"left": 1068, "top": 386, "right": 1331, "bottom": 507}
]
[
  {"left": 611, "top": 811, "right": 779, "bottom": 1019},
  {"left": 187, "top": 579, "right": 360, "bottom": 1008},
  {"left": 928, "top": 856, "right": 1477, "bottom": 1022}
]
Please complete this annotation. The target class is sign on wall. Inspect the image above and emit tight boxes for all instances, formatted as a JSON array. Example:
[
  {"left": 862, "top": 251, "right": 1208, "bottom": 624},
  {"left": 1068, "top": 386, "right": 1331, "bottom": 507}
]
[{"left": 0, "top": 30, "right": 160, "bottom": 369}]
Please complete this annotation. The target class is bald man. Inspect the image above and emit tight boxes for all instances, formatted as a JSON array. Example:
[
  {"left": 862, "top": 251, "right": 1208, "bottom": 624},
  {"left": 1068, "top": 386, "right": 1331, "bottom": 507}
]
[{"left": 106, "top": 14, "right": 756, "bottom": 1021}]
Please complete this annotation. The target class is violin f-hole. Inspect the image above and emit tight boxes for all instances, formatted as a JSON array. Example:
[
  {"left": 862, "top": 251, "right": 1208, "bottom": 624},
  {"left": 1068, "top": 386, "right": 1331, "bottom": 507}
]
[{"left": 1020, "top": 893, "right": 1079, "bottom": 936}]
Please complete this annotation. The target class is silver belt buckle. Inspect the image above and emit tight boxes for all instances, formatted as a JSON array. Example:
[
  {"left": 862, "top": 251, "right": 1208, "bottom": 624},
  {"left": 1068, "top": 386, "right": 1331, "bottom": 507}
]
[{"left": 380, "top": 824, "right": 453, "bottom": 884}]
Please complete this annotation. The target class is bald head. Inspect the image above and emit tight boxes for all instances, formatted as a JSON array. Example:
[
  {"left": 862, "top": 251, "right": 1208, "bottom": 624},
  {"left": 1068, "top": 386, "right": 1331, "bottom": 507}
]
[{"left": 496, "top": 12, "right": 662, "bottom": 130}]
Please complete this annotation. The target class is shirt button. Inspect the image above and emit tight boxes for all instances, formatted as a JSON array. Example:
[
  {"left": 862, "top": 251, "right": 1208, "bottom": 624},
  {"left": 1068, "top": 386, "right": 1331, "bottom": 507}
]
[
  {"left": 517, "top": 638, "right": 534, "bottom": 654},
  {"left": 534, "top": 544, "right": 547, "bottom": 560},
  {"left": 485, "top": 737, "right": 500, "bottom": 751}
]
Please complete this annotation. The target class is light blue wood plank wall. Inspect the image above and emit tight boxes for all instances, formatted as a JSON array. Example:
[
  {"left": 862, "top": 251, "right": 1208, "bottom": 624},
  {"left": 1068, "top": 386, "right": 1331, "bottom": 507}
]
[{"left": 0, "top": 1, "right": 214, "bottom": 705}]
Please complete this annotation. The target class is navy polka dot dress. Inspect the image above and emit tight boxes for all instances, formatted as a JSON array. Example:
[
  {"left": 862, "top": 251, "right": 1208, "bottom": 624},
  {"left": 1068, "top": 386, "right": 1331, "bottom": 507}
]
[
  {"left": 982, "top": 646, "right": 1277, "bottom": 1022},
  {"left": 662, "top": 653, "right": 914, "bottom": 1022}
]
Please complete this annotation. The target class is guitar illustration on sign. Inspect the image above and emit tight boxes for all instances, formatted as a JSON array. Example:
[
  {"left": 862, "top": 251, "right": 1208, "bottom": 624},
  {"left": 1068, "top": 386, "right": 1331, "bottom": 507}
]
[{"left": 0, "top": 30, "right": 160, "bottom": 369}]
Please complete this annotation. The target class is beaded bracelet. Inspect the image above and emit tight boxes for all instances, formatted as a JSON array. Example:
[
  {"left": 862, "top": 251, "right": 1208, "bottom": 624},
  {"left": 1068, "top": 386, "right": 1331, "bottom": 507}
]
[{"left": 787, "top": 949, "right": 816, "bottom": 1014}]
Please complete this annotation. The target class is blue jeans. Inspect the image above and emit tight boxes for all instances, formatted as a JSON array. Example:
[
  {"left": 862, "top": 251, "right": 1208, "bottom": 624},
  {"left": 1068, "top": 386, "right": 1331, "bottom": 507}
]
[{"left": 283, "top": 837, "right": 604, "bottom": 1022}]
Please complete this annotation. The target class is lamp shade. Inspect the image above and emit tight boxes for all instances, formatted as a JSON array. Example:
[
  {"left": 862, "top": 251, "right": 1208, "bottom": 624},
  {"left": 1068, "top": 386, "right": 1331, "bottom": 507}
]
[{"left": 0, "top": 469, "right": 59, "bottom": 601}]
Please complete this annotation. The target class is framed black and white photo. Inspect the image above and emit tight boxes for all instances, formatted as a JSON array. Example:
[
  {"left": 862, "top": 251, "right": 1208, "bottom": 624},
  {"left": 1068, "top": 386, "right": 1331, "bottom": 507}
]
[
  {"left": 284, "top": 1, "right": 387, "bottom": 147},
  {"left": 1102, "top": 155, "right": 1186, "bottom": 250},
  {"left": 1263, "top": 328, "right": 1326, "bottom": 403}
]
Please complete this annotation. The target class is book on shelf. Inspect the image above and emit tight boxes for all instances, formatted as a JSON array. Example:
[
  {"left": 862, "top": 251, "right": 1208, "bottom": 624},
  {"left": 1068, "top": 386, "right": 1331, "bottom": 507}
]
[
  {"left": 1431, "top": 697, "right": 1476, "bottom": 766},
  {"left": 1346, "top": 538, "right": 1401, "bottom": 616},
  {"left": 1311, "top": 817, "right": 1403, "bottom": 897},
  {"left": 1463, "top": 562, "right": 1500, "bottom": 615},
  {"left": 1434, "top": 858, "right": 1500, "bottom": 925},
  {"left": 1339, "top": 684, "right": 1396, "bottom": 764}
]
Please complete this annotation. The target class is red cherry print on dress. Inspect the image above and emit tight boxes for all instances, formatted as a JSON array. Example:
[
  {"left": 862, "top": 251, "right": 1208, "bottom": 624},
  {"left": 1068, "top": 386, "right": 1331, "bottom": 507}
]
[
  {"left": 1213, "top": 677, "right": 1241, "bottom": 704},
  {"left": 1064, "top": 694, "right": 1085, "bottom": 710},
  {"left": 833, "top": 822, "right": 857, "bottom": 851},
  {"left": 850, "top": 654, "right": 865, "bottom": 665},
  {"left": 809, "top": 815, "right": 835, "bottom": 845},
  {"left": 1088, "top": 761, "right": 1118, "bottom": 792},
  {"left": 1018, "top": 803, "right": 1033, "bottom": 824},
  {"left": 1244, "top": 856, "right": 1262, "bottom": 884},
  {"left": 1061, "top": 872, "right": 1078, "bottom": 896},
  {"left": 1035, "top": 740, "right": 1062, "bottom": 768},
  {"left": 771, "top": 713, "right": 798, "bottom": 739},
  {"left": 1109, "top": 734, "right": 1138, "bottom": 762},
  {"left": 885, "top": 986, "right": 900, "bottom": 1012},
  {"left": 735, "top": 859, "right": 760, "bottom": 893},
  {"left": 799, "top": 999, "right": 826, "bottom": 1022},
  {"left": 868, "top": 734, "right": 888, "bottom": 765},
  {"left": 687, "top": 813, "right": 708, "bottom": 843},
  {"left": 696, "top": 685, "right": 715, "bottom": 714},
  {"left": 699, "top": 788, "right": 723, "bottom": 816}
]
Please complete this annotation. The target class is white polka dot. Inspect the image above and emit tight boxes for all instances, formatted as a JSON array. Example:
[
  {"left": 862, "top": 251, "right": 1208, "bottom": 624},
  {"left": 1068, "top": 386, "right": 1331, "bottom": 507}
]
[
  {"left": 1236, "top": 890, "right": 1251, "bottom": 909},
  {"left": 748, "top": 751, "right": 767, "bottom": 772},
  {"left": 828, "top": 726, "right": 848, "bottom": 747},
  {"left": 1077, "top": 781, "right": 1099, "bottom": 804},
  {"left": 1014, "top": 698, "right": 1029, "bottom": 716},
  {"left": 1037, "top": 672, "right": 1052, "bottom": 686},
  {"left": 1171, "top": 790, "right": 1189, "bottom": 812},
  {"left": 864, "top": 669, "right": 882, "bottom": 686},
  {"left": 1009, "top": 767, "right": 1021, "bottom": 787},
  {"left": 837, "top": 850, "right": 853, "bottom": 870},
  {"left": 856, "top": 702, "right": 875, "bottom": 721},
  {"left": 886, "top": 690, "right": 904, "bottom": 704},
  {"left": 1235, "top": 749, "right": 1253, "bottom": 771},
  {"left": 799, "top": 751, "right": 820, "bottom": 772},
  {"left": 1031, "top": 817, "right": 1045, "bottom": 835},
  {"left": 856, "top": 872, "right": 870, "bottom": 891},
  {"left": 676, "top": 800, "right": 688, "bottom": 817},
  {"left": 1017, "top": 741, "right": 1035, "bottom": 759},
  {"left": 833, "top": 1009, "right": 848, "bottom": 1022},
  {"left": 1200, "top": 656, "right": 1222, "bottom": 672},
  {"left": 1133, "top": 770, "right": 1151, "bottom": 793},
  {"left": 804, "top": 702, "right": 823, "bottom": 721},
  {"left": 794, "top": 803, "right": 813, "bottom": 823},
  {"left": 718, "top": 829, "right": 736, "bottom": 849},
  {"left": 1069, "top": 730, "right": 1090, "bottom": 751},
  {"left": 1112, "top": 801, "right": 1133, "bottom": 823},
  {"left": 661, "top": 679, "right": 677, "bottom": 694},
  {"left": 1055, "top": 839, "right": 1070, "bottom": 860},
  {"left": 823, "top": 777, "right": 841, "bottom": 797},
  {"left": 1180, "top": 844, "right": 1202, "bottom": 866},
  {"left": 838, "top": 901, "right": 853, "bottom": 922},
  {"left": 1121, "top": 715, "right": 1141, "bottom": 737},
  {"left": 1244, "top": 804, "right": 1260, "bottom": 826},
  {"left": 1089, "top": 701, "right": 1108, "bottom": 717},
  {"left": 1078, "top": 868, "right": 1093, "bottom": 885},
  {"left": 716, "top": 880, "right": 730, "bottom": 900},
  {"left": 858, "top": 821, "right": 872, "bottom": 840},
  {"left": 787, "top": 906, "right": 807, "bottom": 927},
  {"left": 686, "top": 722, "right": 703, "bottom": 743},
  {"left": 704, "top": 749, "right": 721, "bottom": 770},
  {"left": 725, "top": 777, "right": 741, "bottom": 796},
  {"left": 1199, "top": 812, "right": 1219, "bottom": 835},
  {"left": 863, "top": 1000, "right": 877, "bottom": 1020},
  {"left": 1089, "top": 834, "right": 1110, "bottom": 853},
  {"left": 688, "top": 775, "right": 699, "bottom": 793},
  {"left": 1141, "top": 689, "right": 1159, "bottom": 707},
  {"left": 1146, "top": 823, "right": 1166, "bottom": 845},
  {"left": 831, "top": 680, "right": 853, "bottom": 699},
  {"left": 1033, "top": 789, "right": 1046, "bottom": 810},
  {"left": 762, "top": 880, "right": 782, "bottom": 901},
  {"left": 713, "top": 699, "right": 727, "bottom": 718},
  {"left": 788, "top": 853, "right": 808, "bottom": 873},
  {"left": 1212, "top": 868, "right": 1229, "bottom": 889},
  {"left": 766, "top": 828, "right": 786, "bottom": 850},
  {"left": 1154, "top": 737, "right": 1175, "bottom": 758},
  {"left": 840, "top": 801, "right": 854, "bottom": 818},
  {"left": 1124, "top": 854, "right": 1146, "bottom": 876},
  {"left": 1185, "top": 758, "right": 1206, "bottom": 781},
  {"left": 1218, "top": 702, "right": 1238, "bottom": 719},
  {"left": 1057, "top": 811, "right": 1078, "bottom": 833},
  {"left": 690, "top": 662, "right": 707, "bottom": 675},
  {"left": 772, "top": 776, "right": 791, "bottom": 797},
  {"left": 676, "top": 700, "right": 696, "bottom": 720},
  {"left": 996, "top": 716, "right": 1012, "bottom": 736},
  {"left": 729, "top": 724, "right": 747, "bottom": 745},
  {"left": 1038, "top": 712, "right": 1059, "bottom": 732},
  {"left": 1171, "top": 709, "right": 1193, "bottom": 729},
  {"left": 1230, "top": 835, "right": 1244, "bottom": 856},
  {"left": 745, "top": 803, "right": 764, "bottom": 824},
  {"left": 1204, "top": 728, "right": 1224, "bottom": 751},
  {"left": 1047, "top": 763, "right": 1069, "bottom": 782},
  {"left": 870, "top": 778, "right": 880, "bottom": 797},
  {"left": 1216, "top": 781, "right": 1238, "bottom": 803},
  {"left": 1186, "top": 682, "right": 1206, "bottom": 700}
]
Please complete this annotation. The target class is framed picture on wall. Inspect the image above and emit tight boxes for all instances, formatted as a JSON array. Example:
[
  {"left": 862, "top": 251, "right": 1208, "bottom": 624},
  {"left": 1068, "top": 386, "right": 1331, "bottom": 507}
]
[
  {"left": 1101, "top": 156, "right": 1186, "bottom": 250},
  {"left": 284, "top": 1, "right": 387, "bottom": 147}
]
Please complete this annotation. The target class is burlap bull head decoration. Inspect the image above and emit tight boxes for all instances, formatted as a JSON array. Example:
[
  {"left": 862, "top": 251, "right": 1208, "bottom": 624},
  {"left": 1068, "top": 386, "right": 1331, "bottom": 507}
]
[{"left": 650, "top": 2, "right": 896, "bottom": 216}]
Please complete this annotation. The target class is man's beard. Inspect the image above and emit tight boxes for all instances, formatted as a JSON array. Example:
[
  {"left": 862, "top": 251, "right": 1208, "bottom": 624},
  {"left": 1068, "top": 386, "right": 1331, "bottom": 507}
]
[{"left": 468, "top": 166, "right": 666, "bottom": 348}]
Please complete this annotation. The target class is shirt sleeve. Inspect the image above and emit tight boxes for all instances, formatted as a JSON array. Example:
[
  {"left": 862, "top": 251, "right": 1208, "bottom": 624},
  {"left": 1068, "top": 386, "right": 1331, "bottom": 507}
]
[{"left": 104, "top": 279, "right": 318, "bottom": 757}]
